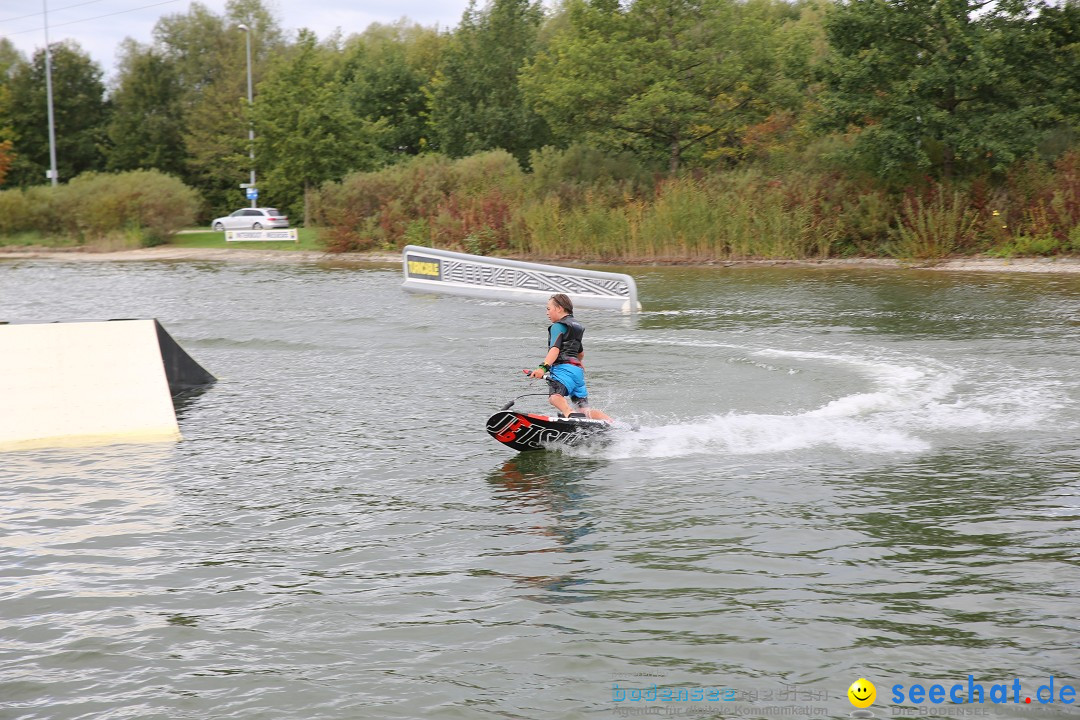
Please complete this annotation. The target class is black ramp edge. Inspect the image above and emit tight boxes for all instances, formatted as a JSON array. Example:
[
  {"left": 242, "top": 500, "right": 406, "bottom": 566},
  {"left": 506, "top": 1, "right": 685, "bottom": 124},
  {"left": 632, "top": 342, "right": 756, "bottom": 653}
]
[{"left": 154, "top": 320, "right": 216, "bottom": 395}]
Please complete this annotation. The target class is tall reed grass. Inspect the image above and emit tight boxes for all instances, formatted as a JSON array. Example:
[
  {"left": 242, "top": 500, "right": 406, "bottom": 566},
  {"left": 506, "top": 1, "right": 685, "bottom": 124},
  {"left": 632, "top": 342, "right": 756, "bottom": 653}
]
[
  {"left": 316, "top": 147, "right": 1080, "bottom": 261},
  {"left": 888, "top": 190, "right": 980, "bottom": 258}
]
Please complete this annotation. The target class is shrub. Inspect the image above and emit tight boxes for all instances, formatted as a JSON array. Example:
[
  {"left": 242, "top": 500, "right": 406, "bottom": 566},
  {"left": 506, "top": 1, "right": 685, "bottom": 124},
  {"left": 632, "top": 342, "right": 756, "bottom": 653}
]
[
  {"left": 317, "top": 154, "right": 456, "bottom": 252},
  {"left": 0, "top": 170, "right": 199, "bottom": 247},
  {"left": 317, "top": 151, "right": 525, "bottom": 252},
  {"left": 998, "top": 152, "right": 1080, "bottom": 248},
  {"left": 0, "top": 187, "right": 37, "bottom": 235},
  {"left": 452, "top": 149, "right": 524, "bottom": 197},
  {"left": 528, "top": 144, "right": 652, "bottom": 207},
  {"left": 62, "top": 170, "right": 200, "bottom": 245},
  {"left": 831, "top": 187, "right": 896, "bottom": 256},
  {"left": 0, "top": 185, "right": 64, "bottom": 236},
  {"left": 986, "top": 234, "right": 1062, "bottom": 258}
]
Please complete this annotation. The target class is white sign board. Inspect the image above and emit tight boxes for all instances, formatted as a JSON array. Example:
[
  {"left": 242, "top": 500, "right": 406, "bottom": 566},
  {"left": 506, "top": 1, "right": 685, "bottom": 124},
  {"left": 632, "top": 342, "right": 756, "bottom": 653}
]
[{"left": 225, "top": 229, "right": 298, "bottom": 242}]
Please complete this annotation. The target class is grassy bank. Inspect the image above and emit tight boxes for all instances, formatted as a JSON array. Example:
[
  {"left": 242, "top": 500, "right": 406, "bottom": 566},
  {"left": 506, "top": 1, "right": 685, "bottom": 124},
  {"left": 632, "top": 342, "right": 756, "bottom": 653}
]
[
  {"left": 0, "top": 227, "right": 324, "bottom": 253},
  {"left": 0, "top": 231, "right": 81, "bottom": 248}
]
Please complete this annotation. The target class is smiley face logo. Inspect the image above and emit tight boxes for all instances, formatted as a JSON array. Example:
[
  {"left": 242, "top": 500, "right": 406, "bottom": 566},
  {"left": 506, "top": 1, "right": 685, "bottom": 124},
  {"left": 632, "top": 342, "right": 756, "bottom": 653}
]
[{"left": 848, "top": 678, "right": 876, "bottom": 708}]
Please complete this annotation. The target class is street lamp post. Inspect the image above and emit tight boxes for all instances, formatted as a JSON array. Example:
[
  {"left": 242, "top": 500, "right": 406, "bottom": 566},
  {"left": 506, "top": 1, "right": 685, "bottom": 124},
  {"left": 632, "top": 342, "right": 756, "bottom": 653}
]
[
  {"left": 238, "top": 24, "right": 255, "bottom": 207},
  {"left": 43, "top": 0, "right": 58, "bottom": 187}
]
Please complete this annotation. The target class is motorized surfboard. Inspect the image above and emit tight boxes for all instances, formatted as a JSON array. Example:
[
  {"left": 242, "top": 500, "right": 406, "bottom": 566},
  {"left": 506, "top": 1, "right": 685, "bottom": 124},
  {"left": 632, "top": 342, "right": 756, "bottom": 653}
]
[{"left": 486, "top": 410, "right": 613, "bottom": 452}]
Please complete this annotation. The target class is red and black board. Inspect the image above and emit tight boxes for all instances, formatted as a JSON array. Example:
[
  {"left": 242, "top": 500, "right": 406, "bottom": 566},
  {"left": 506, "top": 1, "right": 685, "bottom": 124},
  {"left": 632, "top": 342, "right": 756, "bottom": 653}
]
[{"left": 486, "top": 411, "right": 613, "bottom": 452}]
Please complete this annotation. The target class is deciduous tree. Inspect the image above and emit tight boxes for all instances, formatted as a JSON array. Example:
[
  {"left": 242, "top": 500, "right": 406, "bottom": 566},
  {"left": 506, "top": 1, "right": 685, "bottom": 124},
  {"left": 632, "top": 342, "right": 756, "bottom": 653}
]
[
  {"left": 0, "top": 38, "right": 22, "bottom": 79},
  {"left": 821, "top": 0, "right": 1051, "bottom": 180},
  {"left": 153, "top": 0, "right": 284, "bottom": 212},
  {"left": 427, "top": 0, "right": 550, "bottom": 163},
  {"left": 254, "top": 29, "right": 385, "bottom": 223},
  {"left": 340, "top": 21, "right": 443, "bottom": 157},
  {"left": 3, "top": 41, "right": 108, "bottom": 186},
  {"left": 1028, "top": 0, "right": 1080, "bottom": 154},
  {"left": 105, "top": 41, "right": 186, "bottom": 175},
  {"left": 523, "top": 0, "right": 792, "bottom": 172}
]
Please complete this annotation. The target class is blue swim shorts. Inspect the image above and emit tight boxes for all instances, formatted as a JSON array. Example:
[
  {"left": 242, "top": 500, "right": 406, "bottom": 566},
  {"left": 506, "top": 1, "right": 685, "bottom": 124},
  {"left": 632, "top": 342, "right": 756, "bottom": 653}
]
[{"left": 547, "top": 363, "right": 588, "bottom": 403}]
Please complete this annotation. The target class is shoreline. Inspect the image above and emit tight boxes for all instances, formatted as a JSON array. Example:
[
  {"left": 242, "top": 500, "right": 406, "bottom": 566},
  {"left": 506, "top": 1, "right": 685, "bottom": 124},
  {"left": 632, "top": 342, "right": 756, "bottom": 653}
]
[{"left": 1, "top": 245, "right": 1079, "bottom": 274}]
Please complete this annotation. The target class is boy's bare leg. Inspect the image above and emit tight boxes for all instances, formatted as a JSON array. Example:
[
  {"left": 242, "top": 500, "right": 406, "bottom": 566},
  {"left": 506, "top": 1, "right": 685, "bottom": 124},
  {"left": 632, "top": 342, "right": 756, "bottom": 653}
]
[
  {"left": 584, "top": 408, "right": 613, "bottom": 421},
  {"left": 549, "top": 394, "right": 572, "bottom": 417}
]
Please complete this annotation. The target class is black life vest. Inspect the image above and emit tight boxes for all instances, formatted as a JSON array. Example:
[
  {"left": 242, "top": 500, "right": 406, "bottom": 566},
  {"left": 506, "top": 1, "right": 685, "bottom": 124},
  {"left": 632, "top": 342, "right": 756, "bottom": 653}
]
[{"left": 548, "top": 314, "right": 584, "bottom": 365}]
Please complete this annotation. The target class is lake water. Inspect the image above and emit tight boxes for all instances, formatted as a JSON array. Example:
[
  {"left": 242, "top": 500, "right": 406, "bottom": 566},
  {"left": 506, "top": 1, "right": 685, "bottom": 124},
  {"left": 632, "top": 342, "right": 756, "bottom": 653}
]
[{"left": 1, "top": 260, "right": 1078, "bottom": 720}]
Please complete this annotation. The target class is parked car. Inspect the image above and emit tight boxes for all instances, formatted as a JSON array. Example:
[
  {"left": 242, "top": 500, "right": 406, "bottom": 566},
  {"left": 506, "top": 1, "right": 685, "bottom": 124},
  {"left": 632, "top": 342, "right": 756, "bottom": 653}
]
[{"left": 211, "top": 208, "right": 289, "bottom": 230}]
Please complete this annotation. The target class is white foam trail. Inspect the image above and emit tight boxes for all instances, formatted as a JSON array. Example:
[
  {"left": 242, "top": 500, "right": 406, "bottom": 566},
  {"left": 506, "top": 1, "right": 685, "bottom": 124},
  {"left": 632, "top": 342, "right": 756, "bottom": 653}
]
[
  {"left": 576, "top": 345, "right": 1070, "bottom": 460},
  {"left": 595, "top": 412, "right": 930, "bottom": 459},
  {"left": 760, "top": 348, "right": 956, "bottom": 418}
]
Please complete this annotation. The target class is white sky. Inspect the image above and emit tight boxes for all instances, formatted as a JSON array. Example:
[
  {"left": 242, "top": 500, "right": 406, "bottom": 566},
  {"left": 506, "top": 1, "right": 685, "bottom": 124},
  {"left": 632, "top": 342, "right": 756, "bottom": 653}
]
[{"left": 1, "top": 0, "right": 474, "bottom": 80}]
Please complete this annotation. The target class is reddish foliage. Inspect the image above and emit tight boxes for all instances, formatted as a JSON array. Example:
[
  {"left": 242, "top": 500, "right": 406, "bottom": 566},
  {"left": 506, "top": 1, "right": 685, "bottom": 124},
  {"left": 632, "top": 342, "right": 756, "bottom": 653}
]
[
  {"left": 741, "top": 112, "right": 796, "bottom": 158},
  {"left": 1049, "top": 151, "right": 1080, "bottom": 236},
  {"left": 0, "top": 140, "right": 14, "bottom": 187},
  {"left": 433, "top": 189, "right": 513, "bottom": 251},
  {"left": 999, "top": 152, "right": 1080, "bottom": 241}
]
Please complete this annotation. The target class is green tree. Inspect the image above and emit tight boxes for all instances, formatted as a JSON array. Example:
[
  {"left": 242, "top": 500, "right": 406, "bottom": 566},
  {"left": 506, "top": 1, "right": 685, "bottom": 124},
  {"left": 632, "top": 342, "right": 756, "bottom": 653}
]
[
  {"left": 340, "top": 21, "right": 443, "bottom": 157},
  {"left": 182, "top": 64, "right": 251, "bottom": 215},
  {"left": 427, "top": 0, "right": 551, "bottom": 163},
  {"left": 105, "top": 41, "right": 186, "bottom": 175},
  {"left": 0, "top": 39, "right": 21, "bottom": 185},
  {"left": 523, "top": 0, "right": 793, "bottom": 173},
  {"left": 3, "top": 41, "right": 108, "bottom": 187},
  {"left": 0, "top": 38, "right": 22, "bottom": 79},
  {"left": 1029, "top": 0, "right": 1080, "bottom": 156},
  {"left": 254, "top": 29, "right": 385, "bottom": 223},
  {"left": 821, "top": 0, "right": 1049, "bottom": 181},
  {"left": 152, "top": 0, "right": 284, "bottom": 213},
  {"left": 153, "top": 0, "right": 282, "bottom": 107}
]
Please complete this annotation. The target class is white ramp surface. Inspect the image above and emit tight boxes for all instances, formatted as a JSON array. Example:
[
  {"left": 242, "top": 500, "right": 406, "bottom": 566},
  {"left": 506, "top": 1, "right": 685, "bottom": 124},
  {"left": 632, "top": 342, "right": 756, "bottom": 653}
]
[{"left": 0, "top": 320, "right": 182, "bottom": 451}]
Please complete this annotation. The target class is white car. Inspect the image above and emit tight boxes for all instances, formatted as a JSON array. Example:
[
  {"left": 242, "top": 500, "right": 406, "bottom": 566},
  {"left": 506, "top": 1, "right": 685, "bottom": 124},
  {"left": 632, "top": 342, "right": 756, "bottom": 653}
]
[{"left": 211, "top": 208, "right": 289, "bottom": 231}]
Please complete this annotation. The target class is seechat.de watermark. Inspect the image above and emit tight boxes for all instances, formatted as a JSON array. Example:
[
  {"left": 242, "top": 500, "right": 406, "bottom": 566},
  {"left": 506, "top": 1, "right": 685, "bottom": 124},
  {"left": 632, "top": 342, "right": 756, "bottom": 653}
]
[
  {"left": 844, "top": 676, "right": 1078, "bottom": 718},
  {"left": 890, "top": 677, "right": 1076, "bottom": 706}
]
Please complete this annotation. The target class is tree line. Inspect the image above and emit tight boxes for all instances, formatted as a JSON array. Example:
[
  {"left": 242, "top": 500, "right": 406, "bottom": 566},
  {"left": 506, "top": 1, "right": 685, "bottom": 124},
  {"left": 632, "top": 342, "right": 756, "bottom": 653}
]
[{"left": 0, "top": 0, "right": 1077, "bottom": 248}]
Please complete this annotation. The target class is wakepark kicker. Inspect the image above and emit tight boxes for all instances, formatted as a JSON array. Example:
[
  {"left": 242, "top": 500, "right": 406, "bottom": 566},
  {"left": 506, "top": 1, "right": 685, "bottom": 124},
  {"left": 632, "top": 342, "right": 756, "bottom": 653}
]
[{"left": 0, "top": 319, "right": 215, "bottom": 452}]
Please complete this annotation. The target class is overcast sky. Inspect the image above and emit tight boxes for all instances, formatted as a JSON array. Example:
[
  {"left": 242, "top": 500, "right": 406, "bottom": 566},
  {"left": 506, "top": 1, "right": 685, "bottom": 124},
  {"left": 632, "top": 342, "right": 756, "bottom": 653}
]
[{"left": 1, "top": 0, "right": 474, "bottom": 80}]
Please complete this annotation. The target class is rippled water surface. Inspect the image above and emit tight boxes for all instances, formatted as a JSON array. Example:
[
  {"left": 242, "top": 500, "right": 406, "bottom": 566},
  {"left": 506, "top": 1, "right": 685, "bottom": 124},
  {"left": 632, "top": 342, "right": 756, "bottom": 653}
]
[{"left": 1, "top": 260, "right": 1078, "bottom": 720}]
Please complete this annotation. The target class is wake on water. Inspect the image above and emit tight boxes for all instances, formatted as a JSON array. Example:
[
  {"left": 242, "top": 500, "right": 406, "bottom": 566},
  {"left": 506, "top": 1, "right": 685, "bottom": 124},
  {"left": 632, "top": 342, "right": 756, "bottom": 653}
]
[{"left": 561, "top": 344, "right": 1070, "bottom": 461}]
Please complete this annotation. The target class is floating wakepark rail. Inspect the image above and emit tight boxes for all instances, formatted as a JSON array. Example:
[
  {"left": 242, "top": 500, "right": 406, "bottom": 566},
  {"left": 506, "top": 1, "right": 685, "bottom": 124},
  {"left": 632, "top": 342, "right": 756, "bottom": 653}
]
[
  {"left": 0, "top": 319, "right": 215, "bottom": 452},
  {"left": 401, "top": 245, "right": 641, "bottom": 313}
]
